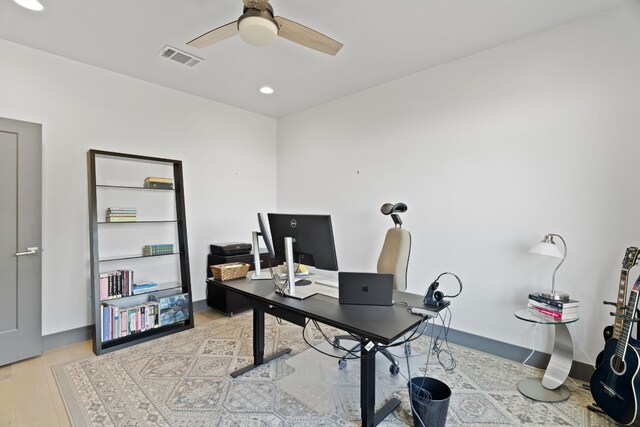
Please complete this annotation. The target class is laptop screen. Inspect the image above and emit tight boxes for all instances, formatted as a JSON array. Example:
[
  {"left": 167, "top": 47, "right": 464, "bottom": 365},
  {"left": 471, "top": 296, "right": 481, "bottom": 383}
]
[{"left": 338, "top": 272, "right": 393, "bottom": 306}]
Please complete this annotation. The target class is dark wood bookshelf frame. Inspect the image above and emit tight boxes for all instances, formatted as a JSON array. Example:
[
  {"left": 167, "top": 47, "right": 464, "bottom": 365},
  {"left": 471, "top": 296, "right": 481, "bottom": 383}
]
[{"left": 87, "top": 149, "right": 194, "bottom": 355}]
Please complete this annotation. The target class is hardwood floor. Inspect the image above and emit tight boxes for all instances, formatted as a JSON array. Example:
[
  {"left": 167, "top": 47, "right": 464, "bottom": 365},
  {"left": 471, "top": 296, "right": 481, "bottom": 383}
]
[{"left": 0, "top": 310, "right": 224, "bottom": 427}]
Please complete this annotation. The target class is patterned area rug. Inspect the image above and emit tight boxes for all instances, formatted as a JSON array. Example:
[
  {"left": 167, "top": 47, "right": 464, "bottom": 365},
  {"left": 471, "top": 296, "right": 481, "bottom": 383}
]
[{"left": 53, "top": 312, "right": 616, "bottom": 426}]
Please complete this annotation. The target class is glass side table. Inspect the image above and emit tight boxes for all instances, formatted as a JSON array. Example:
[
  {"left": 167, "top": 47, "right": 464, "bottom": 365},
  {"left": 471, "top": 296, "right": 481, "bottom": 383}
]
[{"left": 514, "top": 308, "right": 579, "bottom": 402}]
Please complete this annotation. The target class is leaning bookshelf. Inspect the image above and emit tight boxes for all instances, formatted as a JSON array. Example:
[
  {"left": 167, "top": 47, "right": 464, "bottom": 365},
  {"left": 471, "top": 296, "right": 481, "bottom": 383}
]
[{"left": 87, "top": 149, "right": 194, "bottom": 355}]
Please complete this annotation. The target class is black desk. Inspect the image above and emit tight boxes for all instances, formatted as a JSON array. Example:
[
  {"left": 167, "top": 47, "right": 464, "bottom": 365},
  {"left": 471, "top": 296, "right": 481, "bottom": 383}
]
[{"left": 206, "top": 276, "right": 435, "bottom": 426}]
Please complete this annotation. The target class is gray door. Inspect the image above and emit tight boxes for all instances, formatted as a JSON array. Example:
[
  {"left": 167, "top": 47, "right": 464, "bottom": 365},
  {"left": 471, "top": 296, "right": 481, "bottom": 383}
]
[{"left": 0, "top": 117, "right": 42, "bottom": 366}]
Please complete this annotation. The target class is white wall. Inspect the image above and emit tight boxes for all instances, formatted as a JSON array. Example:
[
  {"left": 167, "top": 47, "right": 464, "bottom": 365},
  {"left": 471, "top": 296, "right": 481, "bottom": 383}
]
[
  {"left": 276, "top": 2, "right": 640, "bottom": 364},
  {"left": 0, "top": 39, "right": 277, "bottom": 335}
]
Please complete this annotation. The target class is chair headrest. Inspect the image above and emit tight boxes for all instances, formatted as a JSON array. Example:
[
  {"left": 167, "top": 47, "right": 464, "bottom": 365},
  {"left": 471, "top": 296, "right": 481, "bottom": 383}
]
[{"left": 380, "top": 202, "right": 407, "bottom": 215}]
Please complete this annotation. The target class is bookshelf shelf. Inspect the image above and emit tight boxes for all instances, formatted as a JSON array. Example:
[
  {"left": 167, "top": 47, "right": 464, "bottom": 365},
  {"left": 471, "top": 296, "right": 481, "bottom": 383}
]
[
  {"left": 99, "top": 252, "right": 180, "bottom": 262},
  {"left": 88, "top": 149, "right": 194, "bottom": 355},
  {"left": 96, "top": 184, "right": 175, "bottom": 191},
  {"left": 97, "top": 220, "right": 179, "bottom": 224},
  {"left": 100, "top": 322, "right": 190, "bottom": 347},
  {"left": 99, "top": 283, "right": 183, "bottom": 303}
]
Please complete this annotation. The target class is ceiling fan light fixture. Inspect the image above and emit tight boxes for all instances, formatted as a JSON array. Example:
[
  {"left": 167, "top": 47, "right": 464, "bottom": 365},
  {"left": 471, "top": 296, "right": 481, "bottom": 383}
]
[
  {"left": 13, "top": 0, "right": 44, "bottom": 11},
  {"left": 238, "top": 16, "right": 278, "bottom": 47}
]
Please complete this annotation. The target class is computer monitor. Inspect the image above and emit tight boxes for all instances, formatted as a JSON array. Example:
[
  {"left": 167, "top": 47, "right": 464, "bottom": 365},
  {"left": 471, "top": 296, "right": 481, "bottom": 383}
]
[{"left": 267, "top": 213, "right": 339, "bottom": 271}]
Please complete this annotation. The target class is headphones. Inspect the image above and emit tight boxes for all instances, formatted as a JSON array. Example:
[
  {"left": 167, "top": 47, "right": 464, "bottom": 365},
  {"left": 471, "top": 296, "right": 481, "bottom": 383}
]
[{"left": 424, "top": 272, "right": 463, "bottom": 307}]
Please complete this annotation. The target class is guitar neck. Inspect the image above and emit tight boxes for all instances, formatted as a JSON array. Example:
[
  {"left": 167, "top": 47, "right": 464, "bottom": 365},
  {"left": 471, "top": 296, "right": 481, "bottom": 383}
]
[
  {"left": 616, "top": 289, "right": 639, "bottom": 360},
  {"left": 614, "top": 270, "right": 630, "bottom": 338}
]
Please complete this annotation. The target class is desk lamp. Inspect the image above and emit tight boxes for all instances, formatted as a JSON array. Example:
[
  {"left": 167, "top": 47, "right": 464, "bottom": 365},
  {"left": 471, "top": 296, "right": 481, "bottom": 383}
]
[{"left": 529, "top": 233, "right": 569, "bottom": 301}]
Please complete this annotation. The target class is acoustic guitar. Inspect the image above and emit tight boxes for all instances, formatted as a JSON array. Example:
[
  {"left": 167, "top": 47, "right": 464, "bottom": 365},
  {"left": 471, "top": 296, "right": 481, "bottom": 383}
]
[
  {"left": 596, "top": 247, "right": 640, "bottom": 368},
  {"left": 590, "top": 278, "right": 640, "bottom": 425}
]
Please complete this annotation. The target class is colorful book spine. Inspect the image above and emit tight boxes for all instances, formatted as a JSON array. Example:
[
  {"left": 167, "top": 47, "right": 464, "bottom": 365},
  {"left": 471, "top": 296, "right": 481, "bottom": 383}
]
[
  {"left": 528, "top": 293, "right": 579, "bottom": 308},
  {"left": 99, "top": 270, "right": 135, "bottom": 301},
  {"left": 106, "top": 207, "right": 137, "bottom": 222},
  {"left": 528, "top": 304, "right": 579, "bottom": 320},
  {"left": 99, "top": 273, "right": 109, "bottom": 300},
  {"left": 143, "top": 244, "right": 174, "bottom": 256},
  {"left": 527, "top": 299, "right": 579, "bottom": 314},
  {"left": 102, "top": 300, "right": 161, "bottom": 341},
  {"left": 132, "top": 283, "right": 158, "bottom": 295}
]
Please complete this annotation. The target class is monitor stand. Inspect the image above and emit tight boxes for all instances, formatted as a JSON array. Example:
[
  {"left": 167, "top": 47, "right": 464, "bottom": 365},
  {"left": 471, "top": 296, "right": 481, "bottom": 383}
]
[
  {"left": 276, "top": 237, "right": 314, "bottom": 300},
  {"left": 250, "top": 231, "right": 272, "bottom": 280}
]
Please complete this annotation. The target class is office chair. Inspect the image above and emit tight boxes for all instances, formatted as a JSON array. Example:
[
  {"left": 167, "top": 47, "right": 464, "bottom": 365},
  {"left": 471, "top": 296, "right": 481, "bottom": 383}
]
[{"left": 333, "top": 202, "right": 412, "bottom": 375}]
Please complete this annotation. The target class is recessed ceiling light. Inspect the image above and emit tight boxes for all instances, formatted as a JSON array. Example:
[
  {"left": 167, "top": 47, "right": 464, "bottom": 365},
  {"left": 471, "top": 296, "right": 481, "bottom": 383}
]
[
  {"left": 13, "top": 0, "right": 44, "bottom": 11},
  {"left": 259, "top": 86, "right": 274, "bottom": 95}
]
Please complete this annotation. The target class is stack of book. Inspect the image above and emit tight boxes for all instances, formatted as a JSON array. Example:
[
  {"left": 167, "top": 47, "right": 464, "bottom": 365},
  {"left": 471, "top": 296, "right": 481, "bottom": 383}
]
[
  {"left": 106, "top": 207, "right": 137, "bottom": 222},
  {"left": 528, "top": 293, "right": 579, "bottom": 320},
  {"left": 143, "top": 244, "right": 174, "bottom": 256},
  {"left": 101, "top": 300, "right": 160, "bottom": 342},
  {"left": 99, "top": 270, "right": 134, "bottom": 300},
  {"left": 132, "top": 282, "right": 158, "bottom": 295},
  {"left": 144, "top": 177, "right": 173, "bottom": 189}
]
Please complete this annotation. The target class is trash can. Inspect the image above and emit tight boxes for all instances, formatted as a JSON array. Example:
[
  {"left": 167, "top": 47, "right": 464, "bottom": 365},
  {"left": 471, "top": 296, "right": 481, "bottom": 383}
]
[{"left": 408, "top": 377, "right": 451, "bottom": 427}]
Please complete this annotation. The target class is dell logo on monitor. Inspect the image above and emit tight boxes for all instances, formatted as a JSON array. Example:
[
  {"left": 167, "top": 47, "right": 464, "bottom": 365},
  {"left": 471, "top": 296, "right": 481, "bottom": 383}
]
[{"left": 290, "top": 219, "right": 297, "bottom": 228}]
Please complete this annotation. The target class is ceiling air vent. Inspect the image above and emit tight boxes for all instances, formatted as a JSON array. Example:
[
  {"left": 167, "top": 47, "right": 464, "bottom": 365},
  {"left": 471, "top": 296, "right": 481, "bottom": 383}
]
[{"left": 159, "top": 45, "right": 203, "bottom": 68}]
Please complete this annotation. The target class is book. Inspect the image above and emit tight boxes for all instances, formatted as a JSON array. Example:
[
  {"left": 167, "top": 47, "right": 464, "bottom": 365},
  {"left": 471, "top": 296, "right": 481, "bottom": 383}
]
[
  {"left": 528, "top": 293, "right": 579, "bottom": 308},
  {"left": 106, "top": 217, "right": 137, "bottom": 222},
  {"left": 106, "top": 208, "right": 137, "bottom": 222},
  {"left": 132, "top": 283, "right": 158, "bottom": 295},
  {"left": 100, "top": 270, "right": 134, "bottom": 300},
  {"left": 529, "top": 304, "right": 579, "bottom": 320},
  {"left": 143, "top": 244, "right": 174, "bottom": 256},
  {"left": 528, "top": 299, "right": 579, "bottom": 314},
  {"left": 107, "top": 207, "right": 137, "bottom": 213},
  {"left": 143, "top": 181, "right": 173, "bottom": 189},
  {"left": 99, "top": 273, "right": 109, "bottom": 300},
  {"left": 150, "top": 291, "right": 189, "bottom": 326},
  {"left": 101, "top": 304, "right": 108, "bottom": 341},
  {"left": 144, "top": 177, "right": 173, "bottom": 184}
]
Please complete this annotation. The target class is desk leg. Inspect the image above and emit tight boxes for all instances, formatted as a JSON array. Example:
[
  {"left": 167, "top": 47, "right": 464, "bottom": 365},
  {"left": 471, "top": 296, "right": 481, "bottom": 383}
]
[
  {"left": 254, "top": 307, "right": 265, "bottom": 365},
  {"left": 518, "top": 323, "right": 572, "bottom": 402},
  {"left": 230, "top": 308, "right": 292, "bottom": 378},
  {"left": 360, "top": 340, "right": 401, "bottom": 426},
  {"left": 361, "top": 340, "right": 375, "bottom": 426}
]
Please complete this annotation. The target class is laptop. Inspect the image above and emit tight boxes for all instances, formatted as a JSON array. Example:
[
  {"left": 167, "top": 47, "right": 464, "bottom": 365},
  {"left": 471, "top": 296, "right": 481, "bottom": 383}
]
[{"left": 338, "top": 272, "right": 394, "bottom": 306}]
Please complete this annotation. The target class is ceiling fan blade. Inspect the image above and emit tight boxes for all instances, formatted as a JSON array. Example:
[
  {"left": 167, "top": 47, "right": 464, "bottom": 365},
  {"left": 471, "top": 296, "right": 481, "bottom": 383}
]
[
  {"left": 275, "top": 16, "right": 342, "bottom": 56},
  {"left": 187, "top": 21, "right": 239, "bottom": 48},
  {"left": 243, "top": 0, "right": 270, "bottom": 11}
]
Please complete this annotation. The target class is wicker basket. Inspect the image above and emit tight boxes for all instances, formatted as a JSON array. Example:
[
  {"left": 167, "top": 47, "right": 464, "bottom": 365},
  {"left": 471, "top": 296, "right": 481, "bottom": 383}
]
[{"left": 210, "top": 262, "right": 250, "bottom": 281}]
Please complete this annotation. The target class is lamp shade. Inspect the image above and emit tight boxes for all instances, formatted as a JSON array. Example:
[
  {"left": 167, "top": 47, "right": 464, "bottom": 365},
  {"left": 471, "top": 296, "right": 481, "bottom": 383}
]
[
  {"left": 529, "top": 241, "right": 563, "bottom": 258},
  {"left": 14, "top": 0, "right": 44, "bottom": 11},
  {"left": 238, "top": 16, "right": 278, "bottom": 47},
  {"left": 529, "top": 236, "right": 563, "bottom": 258}
]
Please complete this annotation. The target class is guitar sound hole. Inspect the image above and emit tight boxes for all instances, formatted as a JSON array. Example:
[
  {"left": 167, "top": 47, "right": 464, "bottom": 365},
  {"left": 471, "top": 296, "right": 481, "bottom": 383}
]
[{"left": 610, "top": 355, "right": 627, "bottom": 375}]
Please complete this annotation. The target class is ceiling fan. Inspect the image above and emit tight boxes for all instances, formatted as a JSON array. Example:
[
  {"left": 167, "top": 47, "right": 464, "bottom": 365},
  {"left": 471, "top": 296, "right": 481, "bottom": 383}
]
[{"left": 187, "top": 0, "right": 343, "bottom": 56}]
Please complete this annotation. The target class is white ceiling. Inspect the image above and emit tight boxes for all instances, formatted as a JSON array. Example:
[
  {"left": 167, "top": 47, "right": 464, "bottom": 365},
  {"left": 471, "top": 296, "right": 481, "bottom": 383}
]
[{"left": 0, "top": 0, "right": 631, "bottom": 117}]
